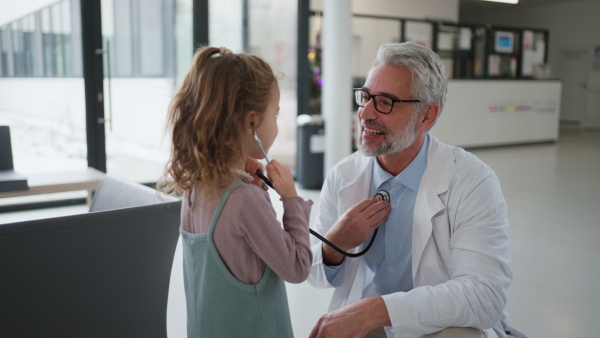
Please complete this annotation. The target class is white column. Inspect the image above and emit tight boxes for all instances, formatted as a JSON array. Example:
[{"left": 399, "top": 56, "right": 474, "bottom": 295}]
[{"left": 322, "top": 0, "right": 353, "bottom": 175}]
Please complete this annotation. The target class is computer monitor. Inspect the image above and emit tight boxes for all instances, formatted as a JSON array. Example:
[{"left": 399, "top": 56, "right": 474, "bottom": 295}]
[{"left": 495, "top": 31, "right": 514, "bottom": 53}]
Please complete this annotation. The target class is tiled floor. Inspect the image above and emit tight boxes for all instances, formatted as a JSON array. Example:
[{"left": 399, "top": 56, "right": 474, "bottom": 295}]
[{"left": 2, "top": 128, "right": 598, "bottom": 337}]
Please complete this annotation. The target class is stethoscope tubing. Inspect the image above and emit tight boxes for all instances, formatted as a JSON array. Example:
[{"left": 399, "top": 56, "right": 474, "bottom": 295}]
[
  {"left": 309, "top": 227, "right": 378, "bottom": 258},
  {"left": 255, "top": 171, "right": 273, "bottom": 189},
  {"left": 256, "top": 171, "right": 385, "bottom": 258}
]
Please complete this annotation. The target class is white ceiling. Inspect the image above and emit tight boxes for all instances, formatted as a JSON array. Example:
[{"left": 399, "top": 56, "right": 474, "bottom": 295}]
[{"left": 460, "top": 0, "right": 597, "bottom": 9}]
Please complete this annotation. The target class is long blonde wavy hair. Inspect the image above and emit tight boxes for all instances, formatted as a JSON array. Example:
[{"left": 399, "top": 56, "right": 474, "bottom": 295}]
[{"left": 159, "top": 46, "right": 277, "bottom": 196}]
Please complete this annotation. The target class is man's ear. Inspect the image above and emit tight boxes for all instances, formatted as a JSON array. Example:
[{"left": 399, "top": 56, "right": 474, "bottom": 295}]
[{"left": 420, "top": 103, "right": 439, "bottom": 130}]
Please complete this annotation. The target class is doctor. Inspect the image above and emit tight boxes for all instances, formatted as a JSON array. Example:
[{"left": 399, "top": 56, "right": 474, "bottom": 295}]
[{"left": 308, "top": 42, "right": 525, "bottom": 338}]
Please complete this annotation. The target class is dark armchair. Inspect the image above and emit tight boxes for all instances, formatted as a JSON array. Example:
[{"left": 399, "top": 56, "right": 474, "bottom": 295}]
[{"left": 0, "top": 174, "right": 181, "bottom": 338}]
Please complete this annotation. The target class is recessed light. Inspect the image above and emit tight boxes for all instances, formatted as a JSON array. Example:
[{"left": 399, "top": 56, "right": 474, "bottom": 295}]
[{"left": 482, "top": 0, "right": 519, "bottom": 4}]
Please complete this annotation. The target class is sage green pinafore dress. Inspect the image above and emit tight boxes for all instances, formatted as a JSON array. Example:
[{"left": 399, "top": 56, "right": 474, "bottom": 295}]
[{"left": 180, "top": 183, "right": 294, "bottom": 337}]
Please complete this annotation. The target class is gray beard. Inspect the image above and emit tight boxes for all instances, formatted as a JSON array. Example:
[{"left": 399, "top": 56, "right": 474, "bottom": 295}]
[{"left": 357, "top": 114, "right": 418, "bottom": 156}]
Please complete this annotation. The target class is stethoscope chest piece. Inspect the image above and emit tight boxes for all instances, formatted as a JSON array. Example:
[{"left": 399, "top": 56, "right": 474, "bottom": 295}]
[
  {"left": 309, "top": 189, "right": 391, "bottom": 258},
  {"left": 375, "top": 190, "right": 390, "bottom": 202}
]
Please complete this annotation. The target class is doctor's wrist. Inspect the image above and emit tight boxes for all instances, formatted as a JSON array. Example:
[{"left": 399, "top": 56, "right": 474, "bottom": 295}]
[{"left": 322, "top": 242, "right": 345, "bottom": 266}]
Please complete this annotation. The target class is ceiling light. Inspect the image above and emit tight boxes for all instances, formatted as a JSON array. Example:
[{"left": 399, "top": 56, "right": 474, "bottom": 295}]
[{"left": 482, "top": 0, "right": 519, "bottom": 4}]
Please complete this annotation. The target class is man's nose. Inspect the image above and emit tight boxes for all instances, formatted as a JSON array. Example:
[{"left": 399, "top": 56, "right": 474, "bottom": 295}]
[{"left": 358, "top": 99, "right": 378, "bottom": 120}]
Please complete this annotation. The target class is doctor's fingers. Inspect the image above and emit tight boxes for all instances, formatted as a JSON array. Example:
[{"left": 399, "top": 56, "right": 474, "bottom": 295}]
[
  {"left": 309, "top": 313, "right": 368, "bottom": 338},
  {"left": 343, "top": 199, "right": 387, "bottom": 223},
  {"left": 359, "top": 200, "right": 391, "bottom": 227},
  {"left": 350, "top": 196, "right": 383, "bottom": 213},
  {"left": 366, "top": 202, "right": 392, "bottom": 227}
]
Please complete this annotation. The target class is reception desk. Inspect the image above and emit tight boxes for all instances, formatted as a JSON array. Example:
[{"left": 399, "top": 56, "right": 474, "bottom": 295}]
[{"left": 431, "top": 80, "right": 561, "bottom": 148}]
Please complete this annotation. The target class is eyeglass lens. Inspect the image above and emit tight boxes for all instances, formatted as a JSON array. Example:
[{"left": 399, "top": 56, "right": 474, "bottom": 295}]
[{"left": 354, "top": 90, "right": 393, "bottom": 114}]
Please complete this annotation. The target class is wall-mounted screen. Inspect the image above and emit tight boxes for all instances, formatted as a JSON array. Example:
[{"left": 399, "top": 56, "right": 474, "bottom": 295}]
[{"left": 495, "top": 31, "right": 514, "bottom": 53}]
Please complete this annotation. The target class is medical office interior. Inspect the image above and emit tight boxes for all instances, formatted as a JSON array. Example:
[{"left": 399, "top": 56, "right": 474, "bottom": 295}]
[{"left": 0, "top": 0, "right": 599, "bottom": 337}]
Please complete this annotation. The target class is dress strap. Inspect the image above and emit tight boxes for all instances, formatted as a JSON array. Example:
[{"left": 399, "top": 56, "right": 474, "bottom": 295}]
[{"left": 207, "top": 182, "right": 245, "bottom": 235}]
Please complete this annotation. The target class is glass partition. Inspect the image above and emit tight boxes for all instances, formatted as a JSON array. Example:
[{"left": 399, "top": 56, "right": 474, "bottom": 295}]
[
  {"left": 247, "top": 0, "right": 298, "bottom": 166},
  {"left": 100, "top": 0, "right": 186, "bottom": 183},
  {"left": 0, "top": 0, "right": 87, "bottom": 178},
  {"left": 352, "top": 17, "right": 401, "bottom": 77},
  {"left": 405, "top": 21, "right": 432, "bottom": 48}
]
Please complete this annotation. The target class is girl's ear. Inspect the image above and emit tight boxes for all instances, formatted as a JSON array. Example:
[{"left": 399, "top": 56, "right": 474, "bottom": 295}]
[{"left": 246, "top": 110, "right": 257, "bottom": 132}]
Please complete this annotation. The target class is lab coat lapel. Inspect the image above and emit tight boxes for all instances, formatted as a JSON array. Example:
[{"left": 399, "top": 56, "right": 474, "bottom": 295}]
[
  {"left": 338, "top": 155, "right": 373, "bottom": 212},
  {"left": 335, "top": 154, "right": 373, "bottom": 306},
  {"left": 412, "top": 135, "right": 454, "bottom": 282}
]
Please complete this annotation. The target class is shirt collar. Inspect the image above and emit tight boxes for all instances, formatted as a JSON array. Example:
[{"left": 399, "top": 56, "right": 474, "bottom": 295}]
[{"left": 372, "top": 133, "right": 429, "bottom": 192}]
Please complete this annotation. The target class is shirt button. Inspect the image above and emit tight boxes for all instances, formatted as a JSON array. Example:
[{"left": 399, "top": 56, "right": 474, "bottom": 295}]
[
  {"left": 388, "top": 236, "right": 393, "bottom": 242},
  {"left": 390, "top": 267, "right": 395, "bottom": 272},
  {"left": 391, "top": 204, "right": 396, "bottom": 208}
]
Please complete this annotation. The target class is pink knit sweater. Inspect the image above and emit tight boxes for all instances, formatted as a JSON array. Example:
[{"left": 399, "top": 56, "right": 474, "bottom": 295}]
[{"left": 181, "top": 173, "right": 313, "bottom": 284}]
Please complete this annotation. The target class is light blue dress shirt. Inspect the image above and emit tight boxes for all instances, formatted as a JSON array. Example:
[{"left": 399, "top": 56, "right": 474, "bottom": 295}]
[{"left": 324, "top": 134, "right": 429, "bottom": 297}]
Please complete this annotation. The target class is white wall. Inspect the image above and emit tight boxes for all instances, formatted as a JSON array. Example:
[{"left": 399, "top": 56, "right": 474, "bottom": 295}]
[
  {"left": 460, "top": 1, "right": 600, "bottom": 126},
  {"left": 311, "top": 0, "right": 459, "bottom": 21},
  {"left": 311, "top": 0, "right": 459, "bottom": 77},
  {"left": 433, "top": 80, "right": 561, "bottom": 148}
]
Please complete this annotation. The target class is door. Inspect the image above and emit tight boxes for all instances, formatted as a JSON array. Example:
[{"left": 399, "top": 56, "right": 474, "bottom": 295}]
[
  {"left": 557, "top": 46, "right": 591, "bottom": 124},
  {"left": 585, "top": 46, "right": 600, "bottom": 128}
]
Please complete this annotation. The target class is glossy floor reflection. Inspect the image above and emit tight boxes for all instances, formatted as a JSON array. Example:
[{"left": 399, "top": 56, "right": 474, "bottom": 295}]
[
  {"left": 1, "top": 129, "right": 598, "bottom": 338},
  {"left": 467, "top": 129, "right": 600, "bottom": 338}
]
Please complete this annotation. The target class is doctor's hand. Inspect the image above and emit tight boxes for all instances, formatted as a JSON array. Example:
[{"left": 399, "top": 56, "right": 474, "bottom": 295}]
[
  {"left": 322, "top": 196, "right": 390, "bottom": 266},
  {"left": 309, "top": 297, "right": 390, "bottom": 338}
]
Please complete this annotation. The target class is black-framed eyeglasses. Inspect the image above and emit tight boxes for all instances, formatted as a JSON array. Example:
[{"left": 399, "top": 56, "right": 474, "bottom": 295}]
[{"left": 353, "top": 88, "right": 421, "bottom": 114}]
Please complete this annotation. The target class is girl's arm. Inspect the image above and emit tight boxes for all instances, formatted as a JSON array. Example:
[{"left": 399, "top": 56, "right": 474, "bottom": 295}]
[{"left": 239, "top": 184, "right": 313, "bottom": 284}]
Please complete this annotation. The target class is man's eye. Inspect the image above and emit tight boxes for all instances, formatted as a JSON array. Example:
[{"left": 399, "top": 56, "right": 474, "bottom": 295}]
[{"left": 379, "top": 99, "right": 393, "bottom": 107}]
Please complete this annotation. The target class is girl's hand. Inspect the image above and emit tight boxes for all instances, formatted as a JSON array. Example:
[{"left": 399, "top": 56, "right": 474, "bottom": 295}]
[
  {"left": 266, "top": 159, "right": 297, "bottom": 197},
  {"left": 245, "top": 157, "right": 265, "bottom": 188}
]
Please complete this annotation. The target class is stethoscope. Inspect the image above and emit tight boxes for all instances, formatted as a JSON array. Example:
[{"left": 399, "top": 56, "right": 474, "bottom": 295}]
[{"left": 254, "top": 131, "right": 388, "bottom": 258}]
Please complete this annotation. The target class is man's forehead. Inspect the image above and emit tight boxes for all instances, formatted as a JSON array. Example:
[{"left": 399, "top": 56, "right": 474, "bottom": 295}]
[{"left": 364, "top": 65, "right": 412, "bottom": 96}]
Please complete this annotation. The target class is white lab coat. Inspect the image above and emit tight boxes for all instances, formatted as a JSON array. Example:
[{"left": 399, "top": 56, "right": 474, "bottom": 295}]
[{"left": 308, "top": 134, "right": 525, "bottom": 338}]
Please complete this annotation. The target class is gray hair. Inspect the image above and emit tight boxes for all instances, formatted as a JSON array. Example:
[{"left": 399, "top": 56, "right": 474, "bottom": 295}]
[{"left": 369, "top": 42, "right": 448, "bottom": 120}]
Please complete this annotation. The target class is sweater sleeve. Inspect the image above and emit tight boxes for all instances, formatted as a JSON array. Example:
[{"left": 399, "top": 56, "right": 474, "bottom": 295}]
[{"left": 237, "top": 186, "right": 313, "bottom": 284}]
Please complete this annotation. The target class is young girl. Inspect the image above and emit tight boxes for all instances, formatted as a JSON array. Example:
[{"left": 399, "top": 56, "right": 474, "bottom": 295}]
[{"left": 160, "top": 46, "right": 313, "bottom": 337}]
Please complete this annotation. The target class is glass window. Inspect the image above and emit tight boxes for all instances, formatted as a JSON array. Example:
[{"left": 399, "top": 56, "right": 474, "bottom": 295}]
[
  {"left": 51, "top": 2, "right": 65, "bottom": 76},
  {"left": 101, "top": 0, "right": 181, "bottom": 182},
  {"left": 22, "top": 16, "right": 36, "bottom": 77},
  {"left": 0, "top": 28, "right": 4, "bottom": 76},
  {"left": 12, "top": 21, "right": 26, "bottom": 77},
  {"left": 112, "top": 0, "right": 133, "bottom": 77},
  {"left": 352, "top": 17, "right": 401, "bottom": 77},
  {"left": 0, "top": 0, "right": 88, "bottom": 208},
  {"left": 209, "top": 0, "right": 243, "bottom": 52},
  {"left": 138, "top": 0, "right": 165, "bottom": 77},
  {"left": 41, "top": 7, "right": 55, "bottom": 77},
  {"left": 405, "top": 21, "right": 432, "bottom": 48},
  {"left": 174, "top": 0, "right": 193, "bottom": 81},
  {"left": 248, "top": 0, "right": 298, "bottom": 166}
]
